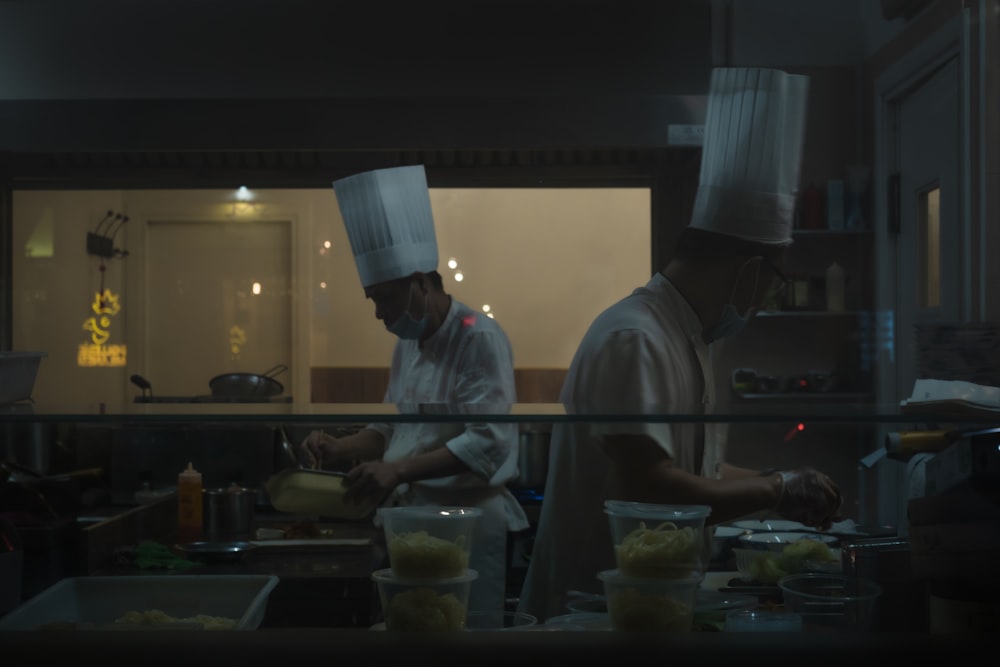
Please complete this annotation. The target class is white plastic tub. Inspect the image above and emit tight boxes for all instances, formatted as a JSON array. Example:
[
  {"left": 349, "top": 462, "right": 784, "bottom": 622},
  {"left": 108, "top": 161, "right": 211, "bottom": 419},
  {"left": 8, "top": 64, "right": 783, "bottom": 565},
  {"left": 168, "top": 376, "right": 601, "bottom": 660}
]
[
  {"left": 0, "top": 351, "right": 46, "bottom": 405},
  {"left": 0, "top": 574, "right": 279, "bottom": 630}
]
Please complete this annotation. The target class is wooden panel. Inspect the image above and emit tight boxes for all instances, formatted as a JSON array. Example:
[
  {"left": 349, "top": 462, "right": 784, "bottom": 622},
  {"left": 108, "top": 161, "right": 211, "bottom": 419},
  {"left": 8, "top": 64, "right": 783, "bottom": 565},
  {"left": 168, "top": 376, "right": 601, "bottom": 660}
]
[
  {"left": 311, "top": 367, "right": 389, "bottom": 404},
  {"left": 514, "top": 369, "right": 567, "bottom": 404},
  {"left": 310, "top": 367, "right": 567, "bottom": 404}
]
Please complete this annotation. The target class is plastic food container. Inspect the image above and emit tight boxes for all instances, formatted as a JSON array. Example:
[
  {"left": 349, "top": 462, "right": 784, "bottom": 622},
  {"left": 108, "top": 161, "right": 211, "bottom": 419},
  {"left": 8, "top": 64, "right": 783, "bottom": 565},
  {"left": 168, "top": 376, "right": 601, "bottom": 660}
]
[
  {"left": 371, "top": 567, "right": 477, "bottom": 632},
  {"left": 464, "top": 610, "right": 538, "bottom": 631},
  {"left": 265, "top": 468, "right": 378, "bottom": 520},
  {"left": 0, "top": 575, "right": 279, "bottom": 630},
  {"left": 378, "top": 506, "right": 482, "bottom": 579},
  {"left": 604, "top": 500, "right": 711, "bottom": 578},
  {"left": 597, "top": 569, "right": 702, "bottom": 633},
  {"left": 738, "top": 531, "right": 839, "bottom": 554},
  {"left": 778, "top": 573, "right": 882, "bottom": 632},
  {"left": 724, "top": 608, "right": 803, "bottom": 632}
]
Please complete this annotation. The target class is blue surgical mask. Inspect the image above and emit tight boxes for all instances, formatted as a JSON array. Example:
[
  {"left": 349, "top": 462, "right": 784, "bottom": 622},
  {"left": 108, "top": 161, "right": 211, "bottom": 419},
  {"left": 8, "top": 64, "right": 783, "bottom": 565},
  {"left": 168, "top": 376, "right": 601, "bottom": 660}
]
[
  {"left": 703, "top": 303, "right": 747, "bottom": 343},
  {"left": 386, "top": 288, "right": 428, "bottom": 340},
  {"left": 703, "top": 257, "right": 760, "bottom": 343}
]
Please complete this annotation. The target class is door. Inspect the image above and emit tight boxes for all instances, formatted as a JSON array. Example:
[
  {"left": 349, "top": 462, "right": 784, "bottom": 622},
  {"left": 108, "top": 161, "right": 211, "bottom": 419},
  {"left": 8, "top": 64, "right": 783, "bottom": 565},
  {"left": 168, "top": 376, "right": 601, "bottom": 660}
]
[
  {"left": 892, "top": 55, "right": 961, "bottom": 402},
  {"left": 873, "top": 15, "right": 966, "bottom": 531},
  {"left": 143, "top": 219, "right": 293, "bottom": 397}
]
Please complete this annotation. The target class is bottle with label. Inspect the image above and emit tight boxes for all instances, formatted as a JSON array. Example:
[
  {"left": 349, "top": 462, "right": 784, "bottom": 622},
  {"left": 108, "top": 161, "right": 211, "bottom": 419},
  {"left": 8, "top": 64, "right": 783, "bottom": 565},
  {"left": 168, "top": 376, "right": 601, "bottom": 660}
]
[{"left": 177, "top": 461, "right": 204, "bottom": 543}]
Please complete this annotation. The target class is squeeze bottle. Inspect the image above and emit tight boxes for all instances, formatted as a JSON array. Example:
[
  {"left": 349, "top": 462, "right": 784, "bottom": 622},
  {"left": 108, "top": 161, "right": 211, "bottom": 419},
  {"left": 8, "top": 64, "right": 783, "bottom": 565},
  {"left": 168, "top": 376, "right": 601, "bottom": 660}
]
[{"left": 177, "top": 461, "right": 204, "bottom": 543}]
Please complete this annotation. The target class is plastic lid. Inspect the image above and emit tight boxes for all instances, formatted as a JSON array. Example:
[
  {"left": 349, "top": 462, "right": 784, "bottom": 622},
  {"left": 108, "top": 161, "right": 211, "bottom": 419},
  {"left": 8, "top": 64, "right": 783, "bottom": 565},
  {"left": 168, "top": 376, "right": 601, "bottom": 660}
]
[
  {"left": 604, "top": 499, "right": 711, "bottom": 520},
  {"left": 724, "top": 609, "right": 803, "bottom": 632}
]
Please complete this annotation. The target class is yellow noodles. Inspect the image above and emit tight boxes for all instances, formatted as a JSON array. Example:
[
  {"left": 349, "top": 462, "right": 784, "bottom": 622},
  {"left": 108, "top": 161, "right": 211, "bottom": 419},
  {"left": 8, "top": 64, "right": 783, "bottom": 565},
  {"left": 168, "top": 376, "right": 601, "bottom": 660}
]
[
  {"left": 385, "top": 588, "right": 466, "bottom": 631},
  {"left": 388, "top": 530, "right": 468, "bottom": 578},
  {"left": 747, "top": 539, "right": 837, "bottom": 583},
  {"left": 113, "top": 609, "right": 237, "bottom": 630},
  {"left": 615, "top": 521, "right": 699, "bottom": 578}
]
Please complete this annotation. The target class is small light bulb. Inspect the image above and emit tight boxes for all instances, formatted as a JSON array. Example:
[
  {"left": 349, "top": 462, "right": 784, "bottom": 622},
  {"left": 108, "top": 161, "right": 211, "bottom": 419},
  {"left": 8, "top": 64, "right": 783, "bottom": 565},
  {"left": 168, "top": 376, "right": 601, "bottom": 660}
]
[
  {"left": 454, "top": 272, "right": 464, "bottom": 282},
  {"left": 447, "top": 257, "right": 458, "bottom": 269}
]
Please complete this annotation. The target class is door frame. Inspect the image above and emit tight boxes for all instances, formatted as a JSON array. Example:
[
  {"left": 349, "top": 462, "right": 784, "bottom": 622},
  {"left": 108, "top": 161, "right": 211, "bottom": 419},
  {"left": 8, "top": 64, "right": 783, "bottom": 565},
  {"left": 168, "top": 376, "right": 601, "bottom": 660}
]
[
  {"left": 124, "top": 212, "right": 306, "bottom": 404},
  {"left": 871, "top": 10, "right": 974, "bottom": 528}
]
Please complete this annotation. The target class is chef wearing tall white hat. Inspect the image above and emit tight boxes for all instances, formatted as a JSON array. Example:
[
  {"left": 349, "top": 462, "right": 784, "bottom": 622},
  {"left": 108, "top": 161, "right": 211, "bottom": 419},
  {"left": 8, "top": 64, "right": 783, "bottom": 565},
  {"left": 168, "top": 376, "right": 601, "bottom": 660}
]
[
  {"left": 518, "top": 67, "right": 842, "bottom": 622},
  {"left": 300, "top": 164, "right": 529, "bottom": 616}
]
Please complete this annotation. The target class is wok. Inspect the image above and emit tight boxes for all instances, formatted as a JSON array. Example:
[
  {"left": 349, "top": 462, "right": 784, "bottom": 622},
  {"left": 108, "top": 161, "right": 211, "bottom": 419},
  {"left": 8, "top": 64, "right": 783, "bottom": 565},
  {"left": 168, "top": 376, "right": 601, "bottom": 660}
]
[{"left": 209, "top": 364, "right": 288, "bottom": 398}]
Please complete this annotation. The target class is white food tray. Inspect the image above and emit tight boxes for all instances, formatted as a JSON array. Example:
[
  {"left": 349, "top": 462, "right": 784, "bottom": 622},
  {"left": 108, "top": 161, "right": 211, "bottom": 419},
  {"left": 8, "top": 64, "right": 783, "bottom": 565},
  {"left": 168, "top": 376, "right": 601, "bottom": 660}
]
[{"left": 0, "top": 574, "right": 279, "bottom": 630}]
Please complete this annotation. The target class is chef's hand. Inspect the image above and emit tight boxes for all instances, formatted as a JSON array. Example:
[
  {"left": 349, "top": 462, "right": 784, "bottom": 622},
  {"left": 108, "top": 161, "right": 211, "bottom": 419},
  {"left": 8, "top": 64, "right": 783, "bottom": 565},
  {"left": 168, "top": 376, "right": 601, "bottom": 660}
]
[
  {"left": 775, "top": 467, "right": 842, "bottom": 531},
  {"left": 342, "top": 460, "right": 399, "bottom": 506},
  {"left": 299, "top": 429, "right": 338, "bottom": 469}
]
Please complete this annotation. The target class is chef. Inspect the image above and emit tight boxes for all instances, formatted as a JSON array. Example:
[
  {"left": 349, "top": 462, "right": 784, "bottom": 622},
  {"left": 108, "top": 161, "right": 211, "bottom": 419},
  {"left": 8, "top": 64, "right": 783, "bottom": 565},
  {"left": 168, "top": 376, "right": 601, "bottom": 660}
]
[
  {"left": 300, "top": 164, "right": 529, "bottom": 615},
  {"left": 517, "top": 67, "right": 843, "bottom": 621}
]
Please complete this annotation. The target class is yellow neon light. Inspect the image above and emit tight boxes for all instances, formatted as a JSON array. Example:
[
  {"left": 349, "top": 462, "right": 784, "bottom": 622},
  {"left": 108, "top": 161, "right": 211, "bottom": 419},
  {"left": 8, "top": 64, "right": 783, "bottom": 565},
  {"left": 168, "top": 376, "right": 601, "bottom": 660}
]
[
  {"left": 78, "top": 343, "right": 127, "bottom": 368},
  {"left": 79, "top": 289, "right": 126, "bottom": 367}
]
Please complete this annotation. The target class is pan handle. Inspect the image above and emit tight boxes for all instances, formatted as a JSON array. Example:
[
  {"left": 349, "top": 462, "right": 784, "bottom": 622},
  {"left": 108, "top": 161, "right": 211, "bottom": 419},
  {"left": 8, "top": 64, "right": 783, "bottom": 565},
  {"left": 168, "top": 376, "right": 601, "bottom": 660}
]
[{"left": 262, "top": 364, "right": 289, "bottom": 379}]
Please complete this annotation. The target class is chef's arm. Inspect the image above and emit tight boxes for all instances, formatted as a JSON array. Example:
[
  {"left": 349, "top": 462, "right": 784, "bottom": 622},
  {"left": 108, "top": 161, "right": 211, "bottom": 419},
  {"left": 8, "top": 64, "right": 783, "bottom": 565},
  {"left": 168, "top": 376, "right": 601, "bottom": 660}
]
[
  {"left": 601, "top": 434, "right": 783, "bottom": 525},
  {"left": 342, "top": 446, "right": 470, "bottom": 504},
  {"left": 391, "top": 447, "right": 469, "bottom": 485},
  {"left": 717, "top": 462, "right": 768, "bottom": 480},
  {"left": 300, "top": 427, "right": 386, "bottom": 467}
]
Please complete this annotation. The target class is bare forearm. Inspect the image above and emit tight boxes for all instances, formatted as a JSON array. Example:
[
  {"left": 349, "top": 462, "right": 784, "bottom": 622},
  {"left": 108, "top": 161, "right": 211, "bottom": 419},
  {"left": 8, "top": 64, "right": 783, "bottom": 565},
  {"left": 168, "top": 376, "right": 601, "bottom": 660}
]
[
  {"left": 392, "top": 447, "right": 468, "bottom": 485},
  {"left": 334, "top": 428, "right": 386, "bottom": 461},
  {"left": 602, "top": 435, "right": 782, "bottom": 525}
]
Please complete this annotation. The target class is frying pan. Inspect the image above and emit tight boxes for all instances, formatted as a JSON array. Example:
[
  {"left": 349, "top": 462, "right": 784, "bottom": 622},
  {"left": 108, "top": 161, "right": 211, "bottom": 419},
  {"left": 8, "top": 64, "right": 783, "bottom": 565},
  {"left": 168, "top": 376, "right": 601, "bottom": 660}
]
[{"left": 209, "top": 364, "right": 288, "bottom": 398}]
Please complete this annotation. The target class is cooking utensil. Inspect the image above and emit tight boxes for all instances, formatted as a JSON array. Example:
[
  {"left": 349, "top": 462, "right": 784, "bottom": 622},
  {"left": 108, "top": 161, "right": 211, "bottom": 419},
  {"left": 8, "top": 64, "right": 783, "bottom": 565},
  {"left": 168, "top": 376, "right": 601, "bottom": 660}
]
[
  {"left": 209, "top": 364, "right": 287, "bottom": 398},
  {"left": 204, "top": 485, "right": 257, "bottom": 541},
  {"left": 265, "top": 467, "right": 378, "bottom": 520}
]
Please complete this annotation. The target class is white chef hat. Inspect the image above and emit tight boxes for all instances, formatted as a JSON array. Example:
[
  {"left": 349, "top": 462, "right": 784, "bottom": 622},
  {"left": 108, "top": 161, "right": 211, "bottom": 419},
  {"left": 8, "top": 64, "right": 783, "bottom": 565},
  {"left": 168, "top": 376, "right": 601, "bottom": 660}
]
[
  {"left": 333, "top": 165, "right": 438, "bottom": 287},
  {"left": 688, "top": 67, "right": 810, "bottom": 245}
]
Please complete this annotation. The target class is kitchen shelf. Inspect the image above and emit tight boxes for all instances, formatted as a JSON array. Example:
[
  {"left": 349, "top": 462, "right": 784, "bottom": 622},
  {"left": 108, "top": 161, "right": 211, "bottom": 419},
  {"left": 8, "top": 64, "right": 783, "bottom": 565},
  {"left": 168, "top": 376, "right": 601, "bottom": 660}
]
[
  {"left": 733, "top": 392, "right": 873, "bottom": 402},
  {"left": 755, "top": 310, "right": 868, "bottom": 318}
]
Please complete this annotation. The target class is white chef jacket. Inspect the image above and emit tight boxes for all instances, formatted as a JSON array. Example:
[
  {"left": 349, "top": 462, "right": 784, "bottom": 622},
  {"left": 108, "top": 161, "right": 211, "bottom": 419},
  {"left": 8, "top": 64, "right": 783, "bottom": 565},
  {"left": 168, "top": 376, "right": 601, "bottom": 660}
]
[
  {"left": 365, "top": 297, "right": 529, "bottom": 614},
  {"left": 517, "top": 272, "right": 727, "bottom": 621}
]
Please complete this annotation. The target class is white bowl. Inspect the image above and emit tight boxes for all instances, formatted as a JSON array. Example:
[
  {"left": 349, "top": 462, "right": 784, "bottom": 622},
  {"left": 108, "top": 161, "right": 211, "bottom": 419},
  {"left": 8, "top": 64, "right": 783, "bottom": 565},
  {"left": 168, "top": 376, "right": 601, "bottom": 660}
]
[
  {"left": 738, "top": 531, "right": 838, "bottom": 553},
  {"left": 710, "top": 525, "right": 746, "bottom": 562},
  {"left": 731, "top": 519, "right": 815, "bottom": 532}
]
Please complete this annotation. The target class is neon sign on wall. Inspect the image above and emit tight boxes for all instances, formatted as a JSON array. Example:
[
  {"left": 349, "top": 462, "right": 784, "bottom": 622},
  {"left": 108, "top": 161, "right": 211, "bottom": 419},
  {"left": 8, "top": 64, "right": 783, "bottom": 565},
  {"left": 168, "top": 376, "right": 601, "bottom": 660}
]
[{"left": 78, "top": 289, "right": 127, "bottom": 367}]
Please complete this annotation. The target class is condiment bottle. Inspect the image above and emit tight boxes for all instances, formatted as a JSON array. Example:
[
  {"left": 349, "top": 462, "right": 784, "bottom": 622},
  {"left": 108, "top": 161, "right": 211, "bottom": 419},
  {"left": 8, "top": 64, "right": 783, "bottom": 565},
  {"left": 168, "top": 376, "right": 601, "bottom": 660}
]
[
  {"left": 177, "top": 461, "right": 204, "bottom": 543},
  {"left": 825, "top": 262, "right": 845, "bottom": 312}
]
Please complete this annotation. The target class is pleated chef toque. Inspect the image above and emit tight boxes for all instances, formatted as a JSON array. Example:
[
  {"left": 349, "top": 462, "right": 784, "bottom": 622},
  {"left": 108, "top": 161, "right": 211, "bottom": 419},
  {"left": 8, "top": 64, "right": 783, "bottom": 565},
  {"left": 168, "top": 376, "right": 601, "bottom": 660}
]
[
  {"left": 333, "top": 164, "right": 438, "bottom": 287},
  {"left": 688, "top": 67, "right": 810, "bottom": 245}
]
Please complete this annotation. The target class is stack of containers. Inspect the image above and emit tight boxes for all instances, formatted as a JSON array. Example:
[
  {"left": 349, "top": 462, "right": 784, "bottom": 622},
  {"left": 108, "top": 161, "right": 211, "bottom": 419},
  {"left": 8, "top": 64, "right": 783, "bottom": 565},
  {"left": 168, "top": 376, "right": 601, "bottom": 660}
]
[
  {"left": 371, "top": 506, "right": 482, "bottom": 631},
  {"left": 599, "top": 500, "right": 711, "bottom": 632}
]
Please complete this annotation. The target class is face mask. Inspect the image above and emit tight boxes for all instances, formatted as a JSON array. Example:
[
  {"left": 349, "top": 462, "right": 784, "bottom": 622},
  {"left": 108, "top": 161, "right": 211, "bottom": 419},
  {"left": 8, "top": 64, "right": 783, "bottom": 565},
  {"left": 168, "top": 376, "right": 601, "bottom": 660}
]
[
  {"left": 703, "top": 257, "right": 760, "bottom": 343},
  {"left": 386, "top": 287, "right": 428, "bottom": 340},
  {"left": 703, "top": 303, "right": 748, "bottom": 343}
]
